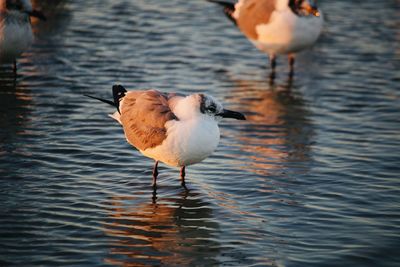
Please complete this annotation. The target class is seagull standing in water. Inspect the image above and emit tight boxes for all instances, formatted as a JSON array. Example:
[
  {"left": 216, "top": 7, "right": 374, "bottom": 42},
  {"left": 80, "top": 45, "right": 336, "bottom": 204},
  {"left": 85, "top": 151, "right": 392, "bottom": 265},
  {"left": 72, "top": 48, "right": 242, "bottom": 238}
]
[
  {"left": 0, "top": 0, "right": 46, "bottom": 74},
  {"left": 208, "top": 0, "right": 323, "bottom": 75},
  {"left": 86, "top": 85, "right": 246, "bottom": 190}
]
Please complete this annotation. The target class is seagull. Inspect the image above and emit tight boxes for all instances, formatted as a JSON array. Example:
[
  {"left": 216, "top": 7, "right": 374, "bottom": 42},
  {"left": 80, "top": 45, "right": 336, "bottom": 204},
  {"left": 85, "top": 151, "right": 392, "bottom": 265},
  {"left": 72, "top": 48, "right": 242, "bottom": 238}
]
[
  {"left": 85, "top": 85, "right": 246, "bottom": 190},
  {"left": 0, "top": 0, "right": 46, "bottom": 74},
  {"left": 208, "top": 0, "right": 323, "bottom": 75}
]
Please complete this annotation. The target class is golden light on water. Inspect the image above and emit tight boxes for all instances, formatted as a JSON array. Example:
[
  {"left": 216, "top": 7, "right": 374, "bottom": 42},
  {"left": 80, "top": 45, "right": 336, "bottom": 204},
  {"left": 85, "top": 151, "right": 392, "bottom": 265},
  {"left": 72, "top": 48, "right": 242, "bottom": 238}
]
[
  {"left": 225, "top": 78, "right": 312, "bottom": 176},
  {"left": 103, "top": 192, "right": 219, "bottom": 266}
]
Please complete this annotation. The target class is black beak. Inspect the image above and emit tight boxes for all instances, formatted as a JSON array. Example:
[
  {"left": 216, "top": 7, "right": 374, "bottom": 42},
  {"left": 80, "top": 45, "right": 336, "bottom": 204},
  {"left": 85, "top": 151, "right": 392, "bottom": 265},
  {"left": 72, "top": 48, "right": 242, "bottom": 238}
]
[
  {"left": 27, "top": 9, "right": 47, "bottom": 21},
  {"left": 217, "top": 109, "right": 246, "bottom": 120}
]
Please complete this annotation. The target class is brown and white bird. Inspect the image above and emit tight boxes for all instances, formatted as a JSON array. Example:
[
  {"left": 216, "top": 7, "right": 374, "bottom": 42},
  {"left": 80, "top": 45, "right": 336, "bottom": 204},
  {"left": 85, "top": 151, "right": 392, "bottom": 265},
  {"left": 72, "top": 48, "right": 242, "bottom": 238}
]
[
  {"left": 86, "top": 85, "right": 246, "bottom": 190},
  {"left": 208, "top": 0, "right": 323, "bottom": 74},
  {"left": 0, "top": 0, "right": 46, "bottom": 74}
]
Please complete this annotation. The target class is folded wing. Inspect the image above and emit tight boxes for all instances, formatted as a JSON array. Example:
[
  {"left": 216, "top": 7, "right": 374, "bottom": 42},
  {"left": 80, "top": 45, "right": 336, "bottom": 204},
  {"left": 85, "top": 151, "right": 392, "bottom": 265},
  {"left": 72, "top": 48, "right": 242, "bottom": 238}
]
[
  {"left": 120, "top": 90, "right": 180, "bottom": 151},
  {"left": 236, "top": 0, "right": 275, "bottom": 40}
]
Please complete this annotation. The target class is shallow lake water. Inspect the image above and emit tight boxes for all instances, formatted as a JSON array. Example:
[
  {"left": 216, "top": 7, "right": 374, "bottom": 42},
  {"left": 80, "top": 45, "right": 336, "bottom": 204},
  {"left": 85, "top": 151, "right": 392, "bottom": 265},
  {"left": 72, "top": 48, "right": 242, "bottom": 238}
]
[{"left": 0, "top": 0, "right": 399, "bottom": 266}]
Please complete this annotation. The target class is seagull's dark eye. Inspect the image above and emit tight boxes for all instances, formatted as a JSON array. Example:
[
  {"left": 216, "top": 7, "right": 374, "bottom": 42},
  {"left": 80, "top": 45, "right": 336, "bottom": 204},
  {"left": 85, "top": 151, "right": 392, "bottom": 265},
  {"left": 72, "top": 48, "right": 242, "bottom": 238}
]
[{"left": 207, "top": 105, "right": 216, "bottom": 113}]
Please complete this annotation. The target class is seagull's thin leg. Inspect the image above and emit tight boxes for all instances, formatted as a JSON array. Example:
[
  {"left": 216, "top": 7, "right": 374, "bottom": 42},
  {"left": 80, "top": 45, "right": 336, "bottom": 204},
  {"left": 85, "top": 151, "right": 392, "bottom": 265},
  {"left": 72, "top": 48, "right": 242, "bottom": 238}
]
[
  {"left": 152, "top": 188, "right": 157, "bottom": 204},
  {"left": 12, "top": 60, "right": 17, "bottom": 76},
  {"left": 269, "top": 55, "right": 276, "bottom": 84},
  {"left": 270, "top": 54, "right": 277, "bottom": 71},
  {"left": 152, "top": 160, "right": 159, "bottom": 189},
  {"left": 289, "top": 54, "right": 295, "bottom": 78},
  {"left": 180, "top": 166, "right": 187, "bottom": 189}
]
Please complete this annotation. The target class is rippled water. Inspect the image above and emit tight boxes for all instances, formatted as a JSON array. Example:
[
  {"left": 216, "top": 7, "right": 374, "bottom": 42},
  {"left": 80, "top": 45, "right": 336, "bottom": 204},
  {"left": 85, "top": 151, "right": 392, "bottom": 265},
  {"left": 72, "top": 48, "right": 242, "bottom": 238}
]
[{"left": 1, "top": 0, "right": 399, "bottom": 266}]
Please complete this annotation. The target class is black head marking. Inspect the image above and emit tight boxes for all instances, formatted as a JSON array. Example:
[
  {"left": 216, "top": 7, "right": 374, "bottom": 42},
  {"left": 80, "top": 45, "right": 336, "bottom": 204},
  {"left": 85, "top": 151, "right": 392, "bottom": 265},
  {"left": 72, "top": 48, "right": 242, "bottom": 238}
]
[
  {"left": 208, "top": 103, "right": 217, "bottom": 113},
  {"left": 289, "top": 0, "right": 319, "bottom": 17},
  {"left": 199, "top": 94, "right": 206, "bottom": 114},
  {"left": 199, "top": 94, "right": 222, "bottom": 116},
  {"left": 289, "top": 0, "right": 303, "bottom": 16}
]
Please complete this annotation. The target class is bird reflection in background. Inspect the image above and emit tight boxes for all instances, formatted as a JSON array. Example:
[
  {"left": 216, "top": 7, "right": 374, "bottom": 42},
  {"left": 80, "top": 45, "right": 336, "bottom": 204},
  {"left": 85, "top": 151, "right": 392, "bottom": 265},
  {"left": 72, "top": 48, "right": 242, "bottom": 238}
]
[
  {"left": 226, "top": 77, "right": 314, "bottom": 177},
  {"left": 0, "top": 76, "right": 33, "bottom": 154}
]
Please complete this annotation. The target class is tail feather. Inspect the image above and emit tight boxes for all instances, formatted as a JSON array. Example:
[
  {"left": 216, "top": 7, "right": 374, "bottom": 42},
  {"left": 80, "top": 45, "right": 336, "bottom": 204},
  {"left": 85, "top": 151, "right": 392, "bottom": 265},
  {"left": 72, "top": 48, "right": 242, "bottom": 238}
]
[
  {"left": 84, "top": 94, "right": 116, "bottom": 107},
  {"left": 108, "top": 111, "right": 122, "bottom": 124},
  {"left": 112, "top": 84, "right": 127, "bottom": 113},
  {"left": 207, "top": 0, "right": 237, "bottom": 25},
  {"left": 84, "top": 84, "right": 128, "bottom": 115}
]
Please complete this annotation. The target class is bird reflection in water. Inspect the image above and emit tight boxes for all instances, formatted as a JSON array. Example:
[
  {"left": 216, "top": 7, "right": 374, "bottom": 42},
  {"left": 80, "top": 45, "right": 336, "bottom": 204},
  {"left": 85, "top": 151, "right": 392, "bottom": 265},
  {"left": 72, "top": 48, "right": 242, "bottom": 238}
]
[
  {"left": 31, "top": 0, "right": 69, "bottom": 36},
  {"left": 0, "top": 75, "right": 33, "bottom": 154},
  {"left": 228, "top": 77, "right": 314, "bottom": 177},
  {"left": 104, "top": 190, "right": 220, "bottom": 266}
]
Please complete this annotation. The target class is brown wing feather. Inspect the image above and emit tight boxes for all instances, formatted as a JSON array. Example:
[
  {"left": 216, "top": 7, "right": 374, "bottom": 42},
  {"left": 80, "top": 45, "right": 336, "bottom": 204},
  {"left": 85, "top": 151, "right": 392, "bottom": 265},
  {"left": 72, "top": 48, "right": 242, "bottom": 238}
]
[
  {"left": 120, "top": 90, "right": 179, "bottom": 151},
  {"left": 236, "top": 0, "right": 276, "bottom": 40}
]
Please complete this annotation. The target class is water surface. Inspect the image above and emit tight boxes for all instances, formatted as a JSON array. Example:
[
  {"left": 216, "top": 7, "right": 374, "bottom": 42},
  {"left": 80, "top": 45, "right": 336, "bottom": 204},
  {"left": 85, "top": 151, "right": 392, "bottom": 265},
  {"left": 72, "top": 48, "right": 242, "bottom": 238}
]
[{"left": 0, "top": 0, "right": 399, "bottom": 266}]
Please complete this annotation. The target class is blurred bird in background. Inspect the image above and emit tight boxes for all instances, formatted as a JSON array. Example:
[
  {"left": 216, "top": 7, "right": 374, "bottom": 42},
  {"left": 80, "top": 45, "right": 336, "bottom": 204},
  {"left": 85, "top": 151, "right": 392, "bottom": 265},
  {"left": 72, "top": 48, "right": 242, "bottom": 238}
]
[
  {"left": 0, "top": 0, "right": 46, "bottom": 74},
  {"left": 208, "top": 0, "right": 323, "bottom": 78}
]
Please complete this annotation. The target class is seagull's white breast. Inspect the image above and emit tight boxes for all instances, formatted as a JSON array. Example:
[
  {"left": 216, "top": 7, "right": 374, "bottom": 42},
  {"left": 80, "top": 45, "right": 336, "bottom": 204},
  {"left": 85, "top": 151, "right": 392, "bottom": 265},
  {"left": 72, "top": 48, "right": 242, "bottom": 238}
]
[
  {"left": 253, "top": 9, "right": 323, "bottom": 55},
  {"left": 140, "top": 115, "right": 220, "bottom": 167},
  {"left": 0, "top": 13, "right": 33, "bottom": 62}
]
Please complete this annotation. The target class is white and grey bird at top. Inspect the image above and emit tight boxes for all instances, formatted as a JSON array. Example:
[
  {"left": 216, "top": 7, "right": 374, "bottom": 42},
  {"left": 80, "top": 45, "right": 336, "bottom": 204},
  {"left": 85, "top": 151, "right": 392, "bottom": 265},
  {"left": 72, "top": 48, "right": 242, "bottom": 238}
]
[
  {"left": 208, "top": 0, "right": 323, "bottom": 76},
  {"left": 86, "top": 85, "right": 246, "bottom": 190},
  {"left": 0, "top": 0, "right": 46, "bottom": 74}
]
